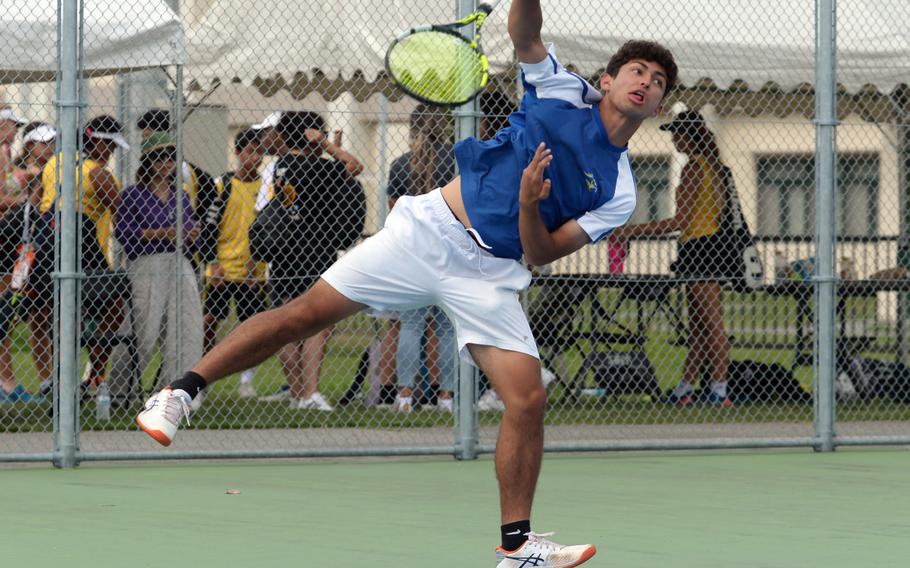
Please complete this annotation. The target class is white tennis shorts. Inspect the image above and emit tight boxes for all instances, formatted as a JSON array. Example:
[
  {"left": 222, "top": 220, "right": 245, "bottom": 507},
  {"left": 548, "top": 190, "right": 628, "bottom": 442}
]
[{"left": 322, "top": 189, "right": 537, "bottom": 366}]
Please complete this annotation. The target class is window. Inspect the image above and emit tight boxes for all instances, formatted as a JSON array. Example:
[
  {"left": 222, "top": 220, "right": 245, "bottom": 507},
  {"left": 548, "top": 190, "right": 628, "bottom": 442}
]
[
  {"left": 630, "top": 155, "right": 672, "bottom": 224},
  {"left": 756, "top": 154, "right": 879, "bottom": 237}
]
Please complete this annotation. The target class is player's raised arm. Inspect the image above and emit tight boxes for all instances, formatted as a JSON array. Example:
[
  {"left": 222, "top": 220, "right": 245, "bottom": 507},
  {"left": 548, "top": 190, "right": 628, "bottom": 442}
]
[{"left": 508, "top": 0, "right": 548, "bottom": 64}]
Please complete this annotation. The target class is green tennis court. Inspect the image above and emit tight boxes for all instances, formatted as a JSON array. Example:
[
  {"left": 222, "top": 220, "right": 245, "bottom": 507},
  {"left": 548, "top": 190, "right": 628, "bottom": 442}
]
[{"left": 4, "top": 449, "right": 908, "bottom": 568}]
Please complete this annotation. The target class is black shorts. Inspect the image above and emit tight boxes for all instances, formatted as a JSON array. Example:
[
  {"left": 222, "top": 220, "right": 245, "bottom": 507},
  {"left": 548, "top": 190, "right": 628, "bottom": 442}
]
[
  {"left": 675, "top": 233, "right": 740, "bottom": 282},
  {"left": 268, "top": 255, "right": 335, "bottom": 307},
  {"left": 204, "top": 282, "right": 266, "bottom": 322}
]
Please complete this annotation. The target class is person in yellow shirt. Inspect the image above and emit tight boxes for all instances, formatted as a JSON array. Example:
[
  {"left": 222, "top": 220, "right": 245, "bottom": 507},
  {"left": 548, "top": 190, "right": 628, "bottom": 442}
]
[
  {"left": 202, "top": 129, "right": 267, "bottom": 399},
  {"left": 40, "top": 115, "right": 128, "bottom": 392},
  {"left": 611, "top": 110, "right": 734, "bottom": 407}
]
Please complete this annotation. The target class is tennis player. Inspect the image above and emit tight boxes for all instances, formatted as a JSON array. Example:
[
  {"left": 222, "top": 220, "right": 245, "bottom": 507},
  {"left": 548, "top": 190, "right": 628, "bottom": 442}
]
[{"left": 137, "top": 1, "right": 676, "bottom": 565}]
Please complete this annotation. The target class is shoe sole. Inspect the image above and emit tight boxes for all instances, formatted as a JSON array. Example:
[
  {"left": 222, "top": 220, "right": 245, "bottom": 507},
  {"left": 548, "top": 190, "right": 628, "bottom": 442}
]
[
  {"left": 556, "top": 545, "right": 596, "bottom": 568},
  {"left": 135, "top": 416, "right": 173, "bottom": 447},
  {"left": 496, "top": 544, "right": 596, "bottom": 568}
]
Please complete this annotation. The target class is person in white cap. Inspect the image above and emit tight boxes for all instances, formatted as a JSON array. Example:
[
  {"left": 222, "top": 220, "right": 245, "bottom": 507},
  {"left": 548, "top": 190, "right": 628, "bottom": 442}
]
[
  {"left": 0, "top": 105, "right": 27, "bottom": 215},
  {"left": 39, "top": 115, "right": 129, "bottom": 395},
  {"left": 0, "top": 107, "right": 30, "bottom": 402},
  {"left": 0, "top": 122, "right": 55, "bottom": 403}
]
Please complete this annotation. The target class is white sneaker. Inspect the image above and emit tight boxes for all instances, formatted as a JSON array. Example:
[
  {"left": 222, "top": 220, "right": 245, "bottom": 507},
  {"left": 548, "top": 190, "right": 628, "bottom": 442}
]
[
  {"left": 477, "top": 389, "right": 505, "bottom": 411},
  {"left": 290, "top": 392, "right": 334, "bottom": 412},
  {"left": 436, "top": 398, "right": 454, "bottom": 413},
  {"left": 237, "top": 383, "right": 257, "bottom": 399},
  {"left": 541, "top": 367, "right": 557, "bottom": 389},
  {"left": 136, "top": 388, "right": 191, "bottom": 447},
  {"left": 395, "top": 394, "right": 413, "bottom": 413},
  {"left": 189, "top": 387, "right": 207, "bottom": 412},
  {"left": 495, "top": 532, "right": 596, "bottom": 568},
  {"left": 258, "top": 384, "right": 291, "bottom": 401}
]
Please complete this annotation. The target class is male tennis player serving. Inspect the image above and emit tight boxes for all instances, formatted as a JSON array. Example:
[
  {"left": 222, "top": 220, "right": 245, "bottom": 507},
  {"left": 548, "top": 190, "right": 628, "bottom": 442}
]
[{"left": 137, "top": 1, "right": 676, "bottom": 566}]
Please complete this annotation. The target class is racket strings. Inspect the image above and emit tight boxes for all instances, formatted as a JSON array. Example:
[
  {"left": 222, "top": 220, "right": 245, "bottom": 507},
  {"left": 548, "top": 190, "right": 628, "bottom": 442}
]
[{"left": 387, "top": 30, "right": 487, "bottom": 105}]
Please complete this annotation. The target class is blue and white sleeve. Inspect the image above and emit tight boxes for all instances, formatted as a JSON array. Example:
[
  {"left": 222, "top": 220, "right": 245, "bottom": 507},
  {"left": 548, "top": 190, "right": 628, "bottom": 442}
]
[
  {"left": 576, "top": 154, "right": 638, "bottom": 243},
  {"left": 520, "top": 43, "right": 603, "bottom": 109}
]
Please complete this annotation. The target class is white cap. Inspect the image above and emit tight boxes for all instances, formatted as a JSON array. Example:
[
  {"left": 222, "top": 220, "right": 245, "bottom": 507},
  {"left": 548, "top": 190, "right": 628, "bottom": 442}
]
[
  {"left": 23, "top": 124, "right": 56, "bottom": 144},
  {"left": 86, "top": 130, "right": 130, "bottom": 150},
  {"left": 252, "top": 111, "right": 282, "bottom": 130},
  {"left": 0, "top": 107, "right": 27, "bottom": 125}
]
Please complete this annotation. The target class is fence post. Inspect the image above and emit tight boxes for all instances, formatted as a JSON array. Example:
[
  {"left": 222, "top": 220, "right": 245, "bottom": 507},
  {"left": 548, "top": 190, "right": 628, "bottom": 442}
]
[
  {"left": 813, "top": 0, "right": 837, "bottom": 452},
  {"left": 53, "top": 0, "right": 82, "bottom": 469},
  {"left": 453, "top": 0, "right": 480, "bottom": 460}
]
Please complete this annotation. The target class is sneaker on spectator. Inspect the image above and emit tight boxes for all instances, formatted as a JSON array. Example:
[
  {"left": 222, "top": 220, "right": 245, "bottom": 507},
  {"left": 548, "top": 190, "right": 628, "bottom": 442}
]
[
  {"left": 665, "top": 391, "right": 694, "bottom": 407},
  {"left": 540, "top": 367, "right": 557, "bottom": 389},
  {"left": 237, "top": 383, "right": 257, "bottom": 399},
  {"left": 8, "top": 385, "right": 39, "bottom": 402},
  {"left": 258, "top": 383, "right": 291, "bottom": 402},
  {"left": 477, "top": 389, "right": 505, "bottom": 411},
  {"left": 136, "top": 388, "right": 191, "bottom": 447},
  {"left": 495, "top": 531, "right": 596, "bottom": 568},
  {"left": 290, "top": 392, "right": 334, "bottom": 411},
  {"left": 436, "top": 397, "right": 454, "bottom": 413},
  {"left": 1, "top": 384, "right": 39, "bottom": 403},
  {"left": 189, "top": 387, "right": 207, "bottom": 412},
  {"left": 705, "top": 391, "right": 733, "bottom": 408},
  {"left": 395, "top": 394, "right": 413, "bottom": 413}
]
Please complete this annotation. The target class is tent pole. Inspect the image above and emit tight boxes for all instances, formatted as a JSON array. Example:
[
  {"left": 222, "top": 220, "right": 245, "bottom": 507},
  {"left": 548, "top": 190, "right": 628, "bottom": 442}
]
[
  {"left": 53, "top": 0, "right": 82, "bottom": 469},
  {"left": 813, "top": 0, "right": 838, "bottom": 452}
]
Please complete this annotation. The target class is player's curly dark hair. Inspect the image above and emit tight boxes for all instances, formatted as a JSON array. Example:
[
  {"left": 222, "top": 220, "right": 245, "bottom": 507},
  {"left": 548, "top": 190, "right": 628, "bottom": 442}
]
[{"left": 606, "top": 40, "right": 678, "bottom": 96}]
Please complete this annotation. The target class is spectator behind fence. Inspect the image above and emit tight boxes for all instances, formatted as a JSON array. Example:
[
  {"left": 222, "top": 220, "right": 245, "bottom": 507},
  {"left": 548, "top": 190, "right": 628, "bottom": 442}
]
[
  {"left": 387, "top": 104, "right": 457, "bottom": 413},
  {"left": 40, "top": 115, "right": 128, "bottom": 395},
  {"left": 611, "top": 110, "right": 733, "bottom": 407},
  {"left": 0, "top": 124, "right": 57, "bottom": 402},
  {"left": 0, "top": 111, "right": 36, "bottom": 402},
  {"left": 253, "top": 110, "right": 365, "bottom": 411},
  {"left": 114, "top": 133, "right": 203, "bottom": 399},
  {"left": 137, "top": 109, "right": 217, "bottom": 231},
  {"left": 201, "top": 128, "right": 268, "bottom": 399}
]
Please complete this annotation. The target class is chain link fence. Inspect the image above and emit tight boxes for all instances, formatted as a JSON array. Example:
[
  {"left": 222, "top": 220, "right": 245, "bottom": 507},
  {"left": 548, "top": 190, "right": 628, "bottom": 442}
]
[{"left": 1, "top": 0, "right": 909, "bottom": 462}]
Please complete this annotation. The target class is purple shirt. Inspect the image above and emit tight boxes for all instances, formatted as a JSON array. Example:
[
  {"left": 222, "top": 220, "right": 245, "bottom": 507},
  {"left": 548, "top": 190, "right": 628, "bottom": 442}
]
[{"left": 116, "top": 183, "right": 198, "bottom": 260}]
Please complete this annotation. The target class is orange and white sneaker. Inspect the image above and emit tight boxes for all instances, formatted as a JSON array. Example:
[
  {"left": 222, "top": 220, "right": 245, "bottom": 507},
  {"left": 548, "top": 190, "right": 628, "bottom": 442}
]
[
  {"left": 495, "top": 532, "right": 596, "bottom": 568},
  {"left": 136, "top": 388, "right": 191, "bottom": 447}
]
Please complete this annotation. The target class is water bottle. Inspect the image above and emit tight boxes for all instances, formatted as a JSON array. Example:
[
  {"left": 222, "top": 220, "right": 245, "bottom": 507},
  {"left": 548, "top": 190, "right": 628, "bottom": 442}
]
[{"left": 95, "top": 381, "right": 111, "bottom": 422}]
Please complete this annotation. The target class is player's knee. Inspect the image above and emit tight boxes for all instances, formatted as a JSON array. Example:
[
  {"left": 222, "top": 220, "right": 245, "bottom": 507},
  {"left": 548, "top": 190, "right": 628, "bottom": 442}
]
[
  {"left": 503, "top": 383, "right": 547, "bottom": 416},
  {"left": 277, "top": 298, "right": 323, "bottom": 340}
]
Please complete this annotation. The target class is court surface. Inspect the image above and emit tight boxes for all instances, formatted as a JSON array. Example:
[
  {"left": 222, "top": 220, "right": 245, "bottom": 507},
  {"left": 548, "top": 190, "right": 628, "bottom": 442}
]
[{"left": 3, "top": 449, "right": 908, "bottom": 568}]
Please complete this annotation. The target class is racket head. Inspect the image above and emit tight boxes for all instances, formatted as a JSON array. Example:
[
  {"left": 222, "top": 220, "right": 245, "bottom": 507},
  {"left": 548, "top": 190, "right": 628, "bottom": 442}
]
[{"left": 385, "top": 26, "right": 489, "bottom": 106}]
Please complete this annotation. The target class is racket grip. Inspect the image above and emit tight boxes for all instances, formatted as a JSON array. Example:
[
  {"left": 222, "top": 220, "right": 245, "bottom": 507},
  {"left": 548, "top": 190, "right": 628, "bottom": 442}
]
[{"left": 478, "top": 0, "right": 503, "bottom": 14}]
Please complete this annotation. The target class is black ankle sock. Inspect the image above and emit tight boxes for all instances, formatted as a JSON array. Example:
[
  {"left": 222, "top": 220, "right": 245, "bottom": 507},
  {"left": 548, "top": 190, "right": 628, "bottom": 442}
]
[
  {"left": 501, "top": 520, "right": 531, "bottom": 551},
  {"left": 169, "top": 372, "right": 208, "bottom": 399}
]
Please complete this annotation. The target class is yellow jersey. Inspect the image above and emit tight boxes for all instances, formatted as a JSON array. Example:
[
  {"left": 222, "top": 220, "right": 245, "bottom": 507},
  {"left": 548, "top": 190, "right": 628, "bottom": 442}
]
[
  {"left": 679, "top": 155, "right": 723, "bottom": 243},
  {"left": 40, "top": 153, "right": 121, "bottom": 262},
  {"left": 208, "top": 176, "right": 267, "bottom": 282}
]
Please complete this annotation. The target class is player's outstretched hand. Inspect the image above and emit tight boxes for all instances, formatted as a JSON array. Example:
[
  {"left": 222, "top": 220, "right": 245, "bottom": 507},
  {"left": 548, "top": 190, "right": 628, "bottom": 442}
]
[{"left": 519, "top": 142, "right": 553, "bottom": 208}]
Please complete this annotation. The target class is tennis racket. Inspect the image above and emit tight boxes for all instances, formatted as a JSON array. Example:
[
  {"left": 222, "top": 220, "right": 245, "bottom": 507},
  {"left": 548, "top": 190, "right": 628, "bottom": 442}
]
[{"left": 385, "top": 0, "right": 503, "bottom": 106}]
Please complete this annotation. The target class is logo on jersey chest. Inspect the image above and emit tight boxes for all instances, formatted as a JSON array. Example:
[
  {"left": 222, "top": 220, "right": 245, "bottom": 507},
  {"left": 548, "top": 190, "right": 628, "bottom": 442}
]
[{"left": 583, "top": 171, "right": 599, "bottom": 192}]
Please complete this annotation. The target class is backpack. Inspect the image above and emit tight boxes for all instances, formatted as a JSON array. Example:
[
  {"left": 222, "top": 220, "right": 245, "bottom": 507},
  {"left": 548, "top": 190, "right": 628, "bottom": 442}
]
[
  {"left": 725, "top": 360, "right": 809, "bottom": 403},
  {"left": 578, "top": 348, "right": 663, "bottom": 400},
  {"left": 196, "top": 171, "right": 235, "bottom": 264},
  {"left": 839, "top": 357, "right": 910, "bottom": 403}
]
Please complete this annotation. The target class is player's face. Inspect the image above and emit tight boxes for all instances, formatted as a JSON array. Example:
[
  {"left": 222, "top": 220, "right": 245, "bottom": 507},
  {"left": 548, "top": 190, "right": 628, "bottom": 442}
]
[{"left": 602, "top": 59, "right": 667, "bottom": 119}]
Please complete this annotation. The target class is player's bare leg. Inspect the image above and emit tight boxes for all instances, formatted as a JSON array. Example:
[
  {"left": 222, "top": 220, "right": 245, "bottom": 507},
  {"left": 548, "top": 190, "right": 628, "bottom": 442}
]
[
  {"left": 137, "top": 279, "right": 364, "bottom": 445},
  {"left": 469, "top": 344, "right": 596, "bottom": 568}
]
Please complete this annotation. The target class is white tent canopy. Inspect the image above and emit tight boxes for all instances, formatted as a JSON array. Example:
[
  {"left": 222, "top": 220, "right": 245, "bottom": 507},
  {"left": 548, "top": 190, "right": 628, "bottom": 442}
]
[
  {"left": 1, "top": 0, "right": 185, "bottom": 84},
  {"left": 185, "top": 0, "right": 910, "bottom": 93}
]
